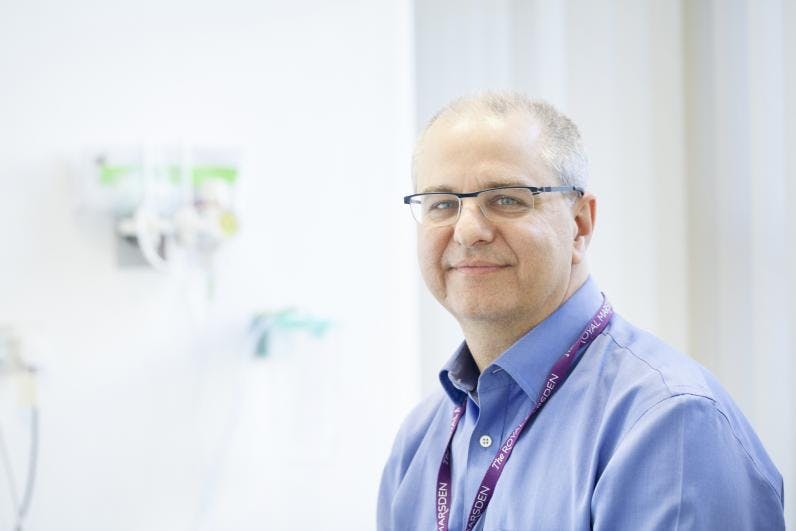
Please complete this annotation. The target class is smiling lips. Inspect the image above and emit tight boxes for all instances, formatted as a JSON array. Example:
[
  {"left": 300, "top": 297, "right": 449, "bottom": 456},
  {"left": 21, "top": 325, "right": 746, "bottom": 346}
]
[{"left": 449, "top": 261, "right": 510, "bottom": 274}]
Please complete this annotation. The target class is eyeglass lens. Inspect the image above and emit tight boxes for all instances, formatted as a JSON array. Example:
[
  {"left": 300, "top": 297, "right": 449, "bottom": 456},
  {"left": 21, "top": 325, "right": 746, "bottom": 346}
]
[{"left": 409, "top": 188, "right": 536, "bottom": 226}]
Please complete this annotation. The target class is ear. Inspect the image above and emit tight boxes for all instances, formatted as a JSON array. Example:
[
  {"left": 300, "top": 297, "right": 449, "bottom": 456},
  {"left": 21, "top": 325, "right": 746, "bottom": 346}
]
[{"left": 571, "top": 193, "right": 596, "bottom": 265}]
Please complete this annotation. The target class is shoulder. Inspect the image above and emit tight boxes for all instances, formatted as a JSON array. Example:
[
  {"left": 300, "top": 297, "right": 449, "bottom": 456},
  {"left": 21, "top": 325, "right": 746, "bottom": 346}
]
[
  {"left": 591, "top": 391, "right": 785, "bottom": 528},
  {"left": 378, "top": 388, "right": 451, "bottom": 520},
  {"left": 581, "top": 313, "right": 717, "bottom": 438},
  {"left": 600, "top": 313, "right": 712, "bottom": 399},
  {"left": 590, "top": 314, "right": 783, "bottom": 502},
  {"left": 382, "top": 389, "right": 450, "bottom": 473}
]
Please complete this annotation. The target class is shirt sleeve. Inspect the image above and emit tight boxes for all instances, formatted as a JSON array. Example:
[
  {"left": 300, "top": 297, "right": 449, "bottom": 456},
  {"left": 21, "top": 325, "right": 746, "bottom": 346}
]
[
  {"left": 591, "top": 394, "right": 785, "bottom": 531},
  {"left": 377, "top": 433, "right": 402, "bottom": 530},
  {"left": 377, "top": 398, "right": 437, "bottom": 531}
]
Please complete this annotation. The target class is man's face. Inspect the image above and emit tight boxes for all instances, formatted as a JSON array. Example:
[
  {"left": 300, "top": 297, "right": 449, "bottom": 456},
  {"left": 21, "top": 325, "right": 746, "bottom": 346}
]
[{"left": 414, "top": 112, "right": 580, "bottom": 328}]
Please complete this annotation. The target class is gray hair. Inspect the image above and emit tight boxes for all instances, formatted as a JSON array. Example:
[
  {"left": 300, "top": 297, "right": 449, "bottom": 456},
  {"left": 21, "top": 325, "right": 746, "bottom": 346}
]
[{"left": 412, "top": 91, "right": 589, "bottom": 192}]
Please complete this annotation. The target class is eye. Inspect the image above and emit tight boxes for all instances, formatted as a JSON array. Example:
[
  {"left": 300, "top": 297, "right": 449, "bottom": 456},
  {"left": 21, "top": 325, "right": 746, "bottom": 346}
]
[
  {"left": 494, "top": 195, "right": 521, "bottom": 206},
  {"left": 429, "top": 199, "right": 456, "bottom": 210},
  {"left": 490, "top": 194, "right": 530, "bottom": 208}
]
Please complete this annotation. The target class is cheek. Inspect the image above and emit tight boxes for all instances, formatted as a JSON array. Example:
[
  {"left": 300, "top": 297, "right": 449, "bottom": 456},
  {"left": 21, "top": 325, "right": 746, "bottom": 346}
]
[
  {"left": 509, "top": 225, "right": 567, "bottom": 273},
  {"left": 417, "top": 229, "right": 448, "bottom": 281}
]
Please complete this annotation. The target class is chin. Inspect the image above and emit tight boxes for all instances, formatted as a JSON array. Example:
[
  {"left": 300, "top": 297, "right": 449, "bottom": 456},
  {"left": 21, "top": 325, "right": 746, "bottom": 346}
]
[{"left": 447, "top": 297, "right": 515, "bottom": 323}]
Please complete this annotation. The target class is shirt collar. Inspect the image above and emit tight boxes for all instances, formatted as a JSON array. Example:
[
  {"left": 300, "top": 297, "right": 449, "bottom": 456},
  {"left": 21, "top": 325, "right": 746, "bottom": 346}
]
[
  {"left": 439, "top": 277, "right": 604, "bottom": 404},
  {"left": 439, "top": 341, "right": 479, "bottom": 404}
]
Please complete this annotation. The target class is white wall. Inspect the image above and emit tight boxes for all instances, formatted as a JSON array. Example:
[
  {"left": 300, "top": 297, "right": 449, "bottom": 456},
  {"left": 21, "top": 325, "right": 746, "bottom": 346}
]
[{"left": 0, "top": 1, "right": 418, "bottom": 530}]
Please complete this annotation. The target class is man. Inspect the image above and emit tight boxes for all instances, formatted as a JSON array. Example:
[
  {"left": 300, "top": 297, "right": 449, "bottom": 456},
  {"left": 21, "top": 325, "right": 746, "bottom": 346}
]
[{"left": 377, "top": 92, "right": 785, "bottom": 530}]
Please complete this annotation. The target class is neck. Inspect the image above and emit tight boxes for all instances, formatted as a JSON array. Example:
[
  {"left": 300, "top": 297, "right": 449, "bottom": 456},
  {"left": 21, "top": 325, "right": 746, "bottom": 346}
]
[
  {"left": 462, "top": 272, "right": 588, "bottom": 373},
  {"left": 461, "top": 319, "right": 537, "bottom": 373}
]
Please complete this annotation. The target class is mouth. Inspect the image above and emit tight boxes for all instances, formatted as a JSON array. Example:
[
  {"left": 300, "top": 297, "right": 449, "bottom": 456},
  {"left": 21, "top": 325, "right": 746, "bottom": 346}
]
[{"left": 448, "top": 262, "right": 510, "bottom": 275}]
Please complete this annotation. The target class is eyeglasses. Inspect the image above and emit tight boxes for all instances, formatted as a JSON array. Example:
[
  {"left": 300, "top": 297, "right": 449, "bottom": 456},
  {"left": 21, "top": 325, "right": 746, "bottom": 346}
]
[{"left": 403, "top": 185, "right": 584, "bottom": 227}]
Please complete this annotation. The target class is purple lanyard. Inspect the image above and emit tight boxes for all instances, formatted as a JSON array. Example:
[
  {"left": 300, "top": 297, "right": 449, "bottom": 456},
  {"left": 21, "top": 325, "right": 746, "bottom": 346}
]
[{"left": 436, "top": 298, "right": 613, "bottom": 531}]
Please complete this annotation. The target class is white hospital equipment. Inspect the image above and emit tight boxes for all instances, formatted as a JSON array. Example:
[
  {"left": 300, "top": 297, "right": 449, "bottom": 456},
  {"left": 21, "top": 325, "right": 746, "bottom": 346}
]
[{"left": 80, "top": 145, "right": 241, "bottom": 275}]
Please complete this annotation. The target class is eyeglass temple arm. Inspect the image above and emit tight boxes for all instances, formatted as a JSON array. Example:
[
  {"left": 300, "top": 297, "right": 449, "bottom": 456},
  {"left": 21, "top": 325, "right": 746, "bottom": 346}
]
[{"left": 535, "top": 186, "right": 584, "bottom": 196}]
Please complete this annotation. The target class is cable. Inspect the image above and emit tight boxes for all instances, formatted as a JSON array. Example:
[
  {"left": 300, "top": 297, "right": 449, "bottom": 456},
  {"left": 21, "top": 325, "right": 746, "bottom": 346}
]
[
  {"left": 0, "top": 419, "right": 21, "bottom": 520},
  {"left": 0, "top": 391, "right": 38, "bottom": 531},
  {"left": 187, "top": 332, "right": 249, "bottom": 531},
  {"left": 15, "top": 407, "right": 38, "bottom": 531}
]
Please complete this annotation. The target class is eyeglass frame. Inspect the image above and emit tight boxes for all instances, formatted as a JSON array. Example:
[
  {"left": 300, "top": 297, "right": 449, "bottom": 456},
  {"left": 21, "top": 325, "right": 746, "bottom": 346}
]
[{"left": 402, "top": 185, "right": 585, "bottom": 226}]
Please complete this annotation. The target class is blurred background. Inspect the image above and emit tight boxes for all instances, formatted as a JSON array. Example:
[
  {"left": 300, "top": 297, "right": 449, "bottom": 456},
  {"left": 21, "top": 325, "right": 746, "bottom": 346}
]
[{"left": 0, "top": 0, "right": 793, "bottom": 529}]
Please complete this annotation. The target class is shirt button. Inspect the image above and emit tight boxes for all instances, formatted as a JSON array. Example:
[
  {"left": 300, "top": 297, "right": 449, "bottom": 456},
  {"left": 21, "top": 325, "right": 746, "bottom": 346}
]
[{"left": 479, "top": 435, "right": 493, "bottom": 448}]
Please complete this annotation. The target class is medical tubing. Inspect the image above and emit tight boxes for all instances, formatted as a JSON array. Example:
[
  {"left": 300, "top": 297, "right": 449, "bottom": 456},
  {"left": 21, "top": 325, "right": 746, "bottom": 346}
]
[
  {"left": 15, "top": 407, "right": 38, "bottom": 531},
  {"left": 0, "top": 419, "right": 20, "bottom": 516}
]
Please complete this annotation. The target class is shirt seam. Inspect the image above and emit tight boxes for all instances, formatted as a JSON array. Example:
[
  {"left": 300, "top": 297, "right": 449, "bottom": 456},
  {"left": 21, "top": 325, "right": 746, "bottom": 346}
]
[
  {"left": 604, "top": 330, "right": 695, "bottom": 398},
  {"left": 708, "top": 400, "right": 783, "bottom": 504}
]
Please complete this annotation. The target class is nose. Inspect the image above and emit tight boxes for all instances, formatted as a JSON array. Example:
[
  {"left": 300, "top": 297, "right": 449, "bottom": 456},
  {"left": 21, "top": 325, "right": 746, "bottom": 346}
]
[{"left": 452, "top": 199, "right": 495, "bottom": 247}]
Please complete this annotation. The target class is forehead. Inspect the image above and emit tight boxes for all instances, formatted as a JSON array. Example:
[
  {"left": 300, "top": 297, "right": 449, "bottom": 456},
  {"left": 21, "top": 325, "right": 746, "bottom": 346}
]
[{"left": 415, "top": 112, "right": 553, "bottom": 192}]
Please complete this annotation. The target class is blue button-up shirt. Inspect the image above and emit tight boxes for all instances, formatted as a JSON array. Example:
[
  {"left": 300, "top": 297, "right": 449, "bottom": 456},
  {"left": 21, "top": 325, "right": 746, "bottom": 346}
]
[{"left": 378, "top": 278, "right": 784, "bottom": 530}]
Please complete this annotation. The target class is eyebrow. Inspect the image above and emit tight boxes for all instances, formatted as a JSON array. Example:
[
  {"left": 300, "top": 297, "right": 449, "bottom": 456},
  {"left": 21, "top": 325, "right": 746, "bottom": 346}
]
[{"left": 420, "top": 179, "right": 529, "bottom": 194}]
